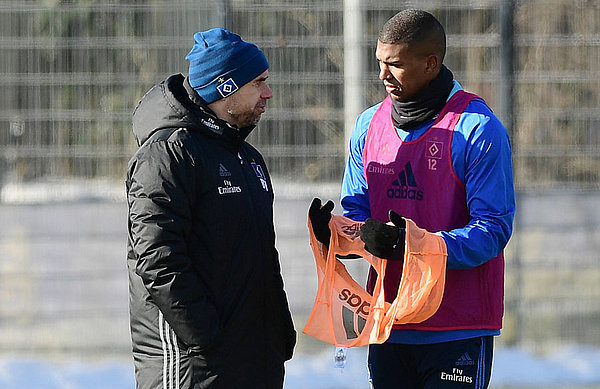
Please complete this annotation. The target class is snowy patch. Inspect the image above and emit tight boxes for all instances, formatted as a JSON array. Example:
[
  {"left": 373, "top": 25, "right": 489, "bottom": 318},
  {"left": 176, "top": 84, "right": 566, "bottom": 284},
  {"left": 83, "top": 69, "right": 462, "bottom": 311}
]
[{"left": 2, "top": 346, "right": 600, "bottom": 388}]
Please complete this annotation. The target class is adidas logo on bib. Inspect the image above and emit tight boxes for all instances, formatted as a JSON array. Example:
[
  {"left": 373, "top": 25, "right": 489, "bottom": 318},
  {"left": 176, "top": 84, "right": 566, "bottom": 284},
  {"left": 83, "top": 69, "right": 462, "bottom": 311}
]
[{"left": 386, "top": 162, "right": 424, "bottom": 201}]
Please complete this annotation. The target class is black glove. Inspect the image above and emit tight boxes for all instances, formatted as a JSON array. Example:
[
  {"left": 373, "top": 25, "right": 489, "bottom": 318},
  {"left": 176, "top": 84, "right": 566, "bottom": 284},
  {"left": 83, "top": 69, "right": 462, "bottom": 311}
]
[
  {"left": 360, "top": 210, "right": 405, "bottom": 260},
  {"left": 308, "top": 198, "right": 334, "bottom": 246}
]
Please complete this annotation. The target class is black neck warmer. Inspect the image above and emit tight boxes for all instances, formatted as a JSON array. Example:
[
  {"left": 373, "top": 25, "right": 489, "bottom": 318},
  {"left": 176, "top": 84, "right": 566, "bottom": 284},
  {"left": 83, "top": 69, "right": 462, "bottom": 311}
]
[{"left": 391, "top": 65, "right": 454, "bottom": 130}]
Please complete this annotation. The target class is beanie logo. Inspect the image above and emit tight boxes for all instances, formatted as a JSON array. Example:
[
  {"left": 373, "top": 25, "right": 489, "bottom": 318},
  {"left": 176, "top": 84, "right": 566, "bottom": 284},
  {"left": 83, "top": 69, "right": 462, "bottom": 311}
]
[{"left": 216, "top": 78, "right": 239, "bottom": 98}]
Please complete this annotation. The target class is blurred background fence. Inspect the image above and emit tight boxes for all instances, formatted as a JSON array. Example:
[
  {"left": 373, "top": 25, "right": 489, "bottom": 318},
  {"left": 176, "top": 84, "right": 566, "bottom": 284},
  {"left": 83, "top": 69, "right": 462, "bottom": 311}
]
[{"left": 0, "top": 0, "right": 599, "bottom": 374}]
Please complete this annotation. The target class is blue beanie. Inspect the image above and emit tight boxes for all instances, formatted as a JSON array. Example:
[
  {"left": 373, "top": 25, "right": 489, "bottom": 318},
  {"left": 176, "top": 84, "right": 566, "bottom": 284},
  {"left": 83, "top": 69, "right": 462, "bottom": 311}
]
[{"left": 186, "top": 28, "right": 269, "bottom": 104}]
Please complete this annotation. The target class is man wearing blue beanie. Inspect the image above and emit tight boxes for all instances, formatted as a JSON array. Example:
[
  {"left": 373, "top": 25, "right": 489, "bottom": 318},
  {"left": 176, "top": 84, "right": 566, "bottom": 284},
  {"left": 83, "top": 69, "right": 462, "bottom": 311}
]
[{"left": 127, "top": 28, "right": 296, "bottom": 389}]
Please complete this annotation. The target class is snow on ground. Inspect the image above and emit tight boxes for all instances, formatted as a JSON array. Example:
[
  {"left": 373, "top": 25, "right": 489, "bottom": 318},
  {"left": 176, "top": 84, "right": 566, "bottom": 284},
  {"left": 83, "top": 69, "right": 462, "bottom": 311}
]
[
  {"left": 1, "top": 346, "right": 600, "bottom": 388},
  {"left": 493, "top": 345, "right": 600, "bottom": 387}
]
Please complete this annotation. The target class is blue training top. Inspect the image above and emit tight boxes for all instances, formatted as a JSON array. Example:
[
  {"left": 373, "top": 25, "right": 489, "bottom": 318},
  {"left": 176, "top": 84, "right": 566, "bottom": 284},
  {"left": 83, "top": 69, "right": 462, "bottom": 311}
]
[{"left": 340, "top": 81, "right": 516, "bottom": 344}]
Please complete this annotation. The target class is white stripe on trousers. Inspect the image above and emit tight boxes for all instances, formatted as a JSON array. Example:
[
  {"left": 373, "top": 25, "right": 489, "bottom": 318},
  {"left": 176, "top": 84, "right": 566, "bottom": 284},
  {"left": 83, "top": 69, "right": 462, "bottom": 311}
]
[{"left": 159, "top": 311, "right": 181, "bottom": 389}]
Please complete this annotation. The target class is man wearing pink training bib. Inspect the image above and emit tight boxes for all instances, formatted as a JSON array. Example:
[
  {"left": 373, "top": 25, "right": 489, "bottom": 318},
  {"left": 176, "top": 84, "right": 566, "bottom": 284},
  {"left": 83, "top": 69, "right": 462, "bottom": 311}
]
[{"left": 310, "top": 9, "right": 515, "bottom": 389}]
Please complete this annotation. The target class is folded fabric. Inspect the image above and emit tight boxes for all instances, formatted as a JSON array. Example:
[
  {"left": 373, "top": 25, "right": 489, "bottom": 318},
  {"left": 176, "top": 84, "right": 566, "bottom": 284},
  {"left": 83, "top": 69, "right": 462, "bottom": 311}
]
[{"left": 303, "top": 214, "right": 447, "bottom": 347}]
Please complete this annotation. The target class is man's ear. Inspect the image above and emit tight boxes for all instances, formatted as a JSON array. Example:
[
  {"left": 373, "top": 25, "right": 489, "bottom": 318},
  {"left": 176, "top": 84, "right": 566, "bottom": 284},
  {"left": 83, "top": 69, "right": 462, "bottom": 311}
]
[{"left": 424, "top": 54, "right": 439, "bottom": 75}]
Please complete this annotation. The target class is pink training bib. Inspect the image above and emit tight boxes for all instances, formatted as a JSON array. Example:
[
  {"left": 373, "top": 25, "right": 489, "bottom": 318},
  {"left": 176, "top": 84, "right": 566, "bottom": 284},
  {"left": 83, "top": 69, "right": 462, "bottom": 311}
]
[{"left": 363, "top": 91, "right": 504, "bottom": 331}]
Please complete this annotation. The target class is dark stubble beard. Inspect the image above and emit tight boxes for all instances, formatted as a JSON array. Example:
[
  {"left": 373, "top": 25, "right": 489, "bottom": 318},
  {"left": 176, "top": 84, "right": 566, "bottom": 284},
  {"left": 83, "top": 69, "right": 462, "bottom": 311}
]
[
  {"left": 226, "top": 97, "right": 263, "bottom": 128},
  {"left": 227, "top": 109, "right": 261, "bottom": 128}
]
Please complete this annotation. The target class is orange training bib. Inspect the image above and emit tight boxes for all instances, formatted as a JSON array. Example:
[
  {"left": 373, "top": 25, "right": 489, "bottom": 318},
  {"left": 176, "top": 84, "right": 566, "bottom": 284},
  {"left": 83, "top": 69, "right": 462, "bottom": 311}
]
[{"left": 303, "top": 214, "right": 447, "bottom": 347}]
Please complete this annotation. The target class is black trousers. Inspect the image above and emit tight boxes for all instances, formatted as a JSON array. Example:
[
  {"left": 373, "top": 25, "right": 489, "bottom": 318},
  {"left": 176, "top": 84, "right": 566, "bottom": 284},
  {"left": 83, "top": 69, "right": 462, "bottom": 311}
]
[{"left": 368, "top": 336, "right": 494, "bottom": 389}]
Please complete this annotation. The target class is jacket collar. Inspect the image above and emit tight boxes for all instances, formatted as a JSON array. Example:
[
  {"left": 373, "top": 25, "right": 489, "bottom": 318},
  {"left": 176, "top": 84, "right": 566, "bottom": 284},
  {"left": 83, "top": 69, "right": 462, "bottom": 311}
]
[{"left": 183, "top": 76, "right": 254, "bottom": 147}]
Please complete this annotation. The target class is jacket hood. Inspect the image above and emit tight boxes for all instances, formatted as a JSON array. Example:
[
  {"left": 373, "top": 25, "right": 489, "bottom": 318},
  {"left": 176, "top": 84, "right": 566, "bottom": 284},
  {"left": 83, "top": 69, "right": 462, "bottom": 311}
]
[
  {"left": 132, "top": 74, "right": 195, "bottom": 146},
  {"left": 132, "top": 74, "right": 255, "bottom": 147}
]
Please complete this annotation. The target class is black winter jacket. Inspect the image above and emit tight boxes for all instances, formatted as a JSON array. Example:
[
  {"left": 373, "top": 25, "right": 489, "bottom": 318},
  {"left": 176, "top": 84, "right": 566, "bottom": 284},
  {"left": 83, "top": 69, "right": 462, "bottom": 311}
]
[{"left": 126, "top": 74, "right": 296, "bottom": 389}]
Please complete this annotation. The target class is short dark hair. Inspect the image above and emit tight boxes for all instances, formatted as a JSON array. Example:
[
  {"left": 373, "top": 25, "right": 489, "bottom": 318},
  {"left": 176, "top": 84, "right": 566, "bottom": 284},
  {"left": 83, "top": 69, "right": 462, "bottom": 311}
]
[{"left": 378, "top": 9, "right": 446, "bottom": 61}]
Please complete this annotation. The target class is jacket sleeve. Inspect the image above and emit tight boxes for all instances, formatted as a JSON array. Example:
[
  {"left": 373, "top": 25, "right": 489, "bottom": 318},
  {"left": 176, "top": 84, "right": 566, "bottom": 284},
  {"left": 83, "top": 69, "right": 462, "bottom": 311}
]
[
  {"left": 271, "top": 247, "right": 297, "bottom": 360},
  {"left": 341, "top": 106, "right": 378, "bottom": 221},
  {"left": 440, "top": 102, "right": 516, "bottom": 269},
  {"left": 261, "top": 156, "right": 296, "bottom": 360},
  {"left": 127, "top": 138, "right": 220, "bottom": 353}
]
